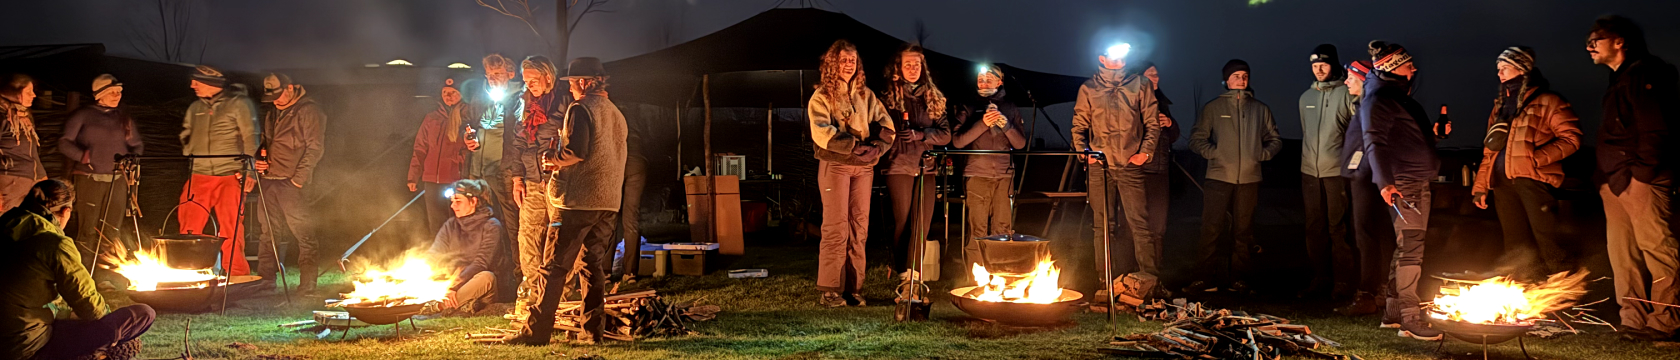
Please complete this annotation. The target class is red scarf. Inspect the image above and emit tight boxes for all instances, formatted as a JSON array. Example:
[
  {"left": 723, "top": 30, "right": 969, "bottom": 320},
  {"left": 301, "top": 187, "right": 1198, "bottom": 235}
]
[{"left": 522, "top": 91, "right": 556, "bottom": 142}]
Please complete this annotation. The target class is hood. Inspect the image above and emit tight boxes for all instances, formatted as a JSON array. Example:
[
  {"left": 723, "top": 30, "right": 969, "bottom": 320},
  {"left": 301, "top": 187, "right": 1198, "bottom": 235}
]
[
  {"left": 206, "top": 83, "right": 250, "bottom": 105},
  {"left": 1093, "top": 67, "right": 1142, "bottom": 89},
  {"left": 458, "top": 205, "right": 496, "bottom": 226},
  {"left": 1312, "top": 80, "right": 1346, "bottom": 92},
  {"left": 1219, "top": 88, "right": 1255, "bottom": 100},
  {"left": 1154, "top": 88, "right": 1173, "bottom": 107},
  {"left": 1370, "top": 71, "right": 1413, "bottom": 97}
]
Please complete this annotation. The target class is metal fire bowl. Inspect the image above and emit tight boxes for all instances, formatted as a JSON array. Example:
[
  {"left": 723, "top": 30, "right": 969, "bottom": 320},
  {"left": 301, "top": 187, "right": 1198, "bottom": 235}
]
[
  {"left": 151, "top": 234, "right": 225, "bottom": 270},
  {"left": 127, "top": 278, "right": 225, "bottom": 312},
  {"left": 1429, "top": 317, "right": 1534, "bottom": 344},
  {"left": 949, "top": 286, "right": 1085, "bottom": 326},
  {"left": 343, "top": 303, "right": 427, "bottom": 325}
]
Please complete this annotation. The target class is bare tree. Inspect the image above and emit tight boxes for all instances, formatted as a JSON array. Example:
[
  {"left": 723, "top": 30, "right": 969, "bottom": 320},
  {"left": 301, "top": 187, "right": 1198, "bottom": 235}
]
[
  {"left": 475, "top": 0, "right": 547, "bottom": 46},
  {"left": 475, "top": 0, "right": 613, "bottom": 60},
  {"left": 124, "top": 0, "right": 209, "bottom": 63}
]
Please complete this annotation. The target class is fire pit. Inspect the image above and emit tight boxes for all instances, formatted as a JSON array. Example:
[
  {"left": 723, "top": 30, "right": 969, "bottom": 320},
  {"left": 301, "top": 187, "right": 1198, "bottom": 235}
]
[
  {"left": 342, "top": 302, "right": 427, "bottom": 325},
  {"left": 326, "top": 253, "right": 450, "bottom": 339},
  {"left": 1427, "top": 272, "right": 1588, "bottom": 360},
  {"left": 948, "top": 255, "right": 1085, "bottom": 326}
]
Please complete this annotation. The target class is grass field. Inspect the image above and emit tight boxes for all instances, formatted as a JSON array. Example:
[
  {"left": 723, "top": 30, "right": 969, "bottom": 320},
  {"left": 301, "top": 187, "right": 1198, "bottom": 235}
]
[{"left": 120, "top": 246, "right": 1680, "bottom": 360}]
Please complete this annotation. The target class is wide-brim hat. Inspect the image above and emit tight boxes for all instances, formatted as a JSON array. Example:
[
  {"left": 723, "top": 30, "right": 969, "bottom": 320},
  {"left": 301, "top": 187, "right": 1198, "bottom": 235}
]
[{"left": 560, "top": 57, "right": 609, "bottom": 80}]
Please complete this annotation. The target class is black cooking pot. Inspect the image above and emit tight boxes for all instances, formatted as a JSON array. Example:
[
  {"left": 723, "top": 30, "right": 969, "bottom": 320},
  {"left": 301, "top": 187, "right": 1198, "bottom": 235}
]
[{"left": 151, "top": 234, "right": 224, "bottom": 270}]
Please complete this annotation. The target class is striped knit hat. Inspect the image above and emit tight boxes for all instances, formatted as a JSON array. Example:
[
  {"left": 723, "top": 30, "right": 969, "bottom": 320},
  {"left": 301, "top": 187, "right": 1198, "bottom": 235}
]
[
  {"left": 1346, "top": 60, "right": 1373, "bottom": 80},
  {"left": 191, "top": 65, "right": 226, "bottom": 87},
  {"left": 1497, "top": 46, "right": 1536, "bottom": 74},
  {"left": 1368, "top": 41, "right": 1412, "bottom": 73}
]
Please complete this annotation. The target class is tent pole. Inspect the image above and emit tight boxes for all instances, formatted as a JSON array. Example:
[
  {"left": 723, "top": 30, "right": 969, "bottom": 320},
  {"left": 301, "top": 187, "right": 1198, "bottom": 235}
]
[
  {"left": 677, "top": 101, "right": 682, "bottom": 179},
  {"left": 767, "top": 102, "right": 774, "bottom": 174},
  {"left": 703, "top": 74, "right": 716, "bottom": 244}
]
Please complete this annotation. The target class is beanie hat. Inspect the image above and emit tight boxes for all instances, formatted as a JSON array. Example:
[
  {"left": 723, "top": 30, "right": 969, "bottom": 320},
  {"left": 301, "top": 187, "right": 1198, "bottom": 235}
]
[
  {"left": 1346, "top": 60, "right": 1374, "bottom": 80},
  {"left": 1368, "top": 41, "right": 1413, "bottom": 72},
  {"left": 1309, "top": 44, "right": 1339, "bottom": 65},
  {"left": 261, "top": 73, "right": 293, "bottom": 102},
  {"left": 441, "top": 74, "right": 464, "bottom": 91},
  {"left": 1497, "top": 46, "right": 1537, "bottom": 74},
  {"left": 91, "top": 74, "right": 122, "bottom": 99},
  {"left": 1221, "top": 59, "right": 1250, "bottom": 82},
  {"left": 192, "top": 65, "right": 226, "bottom": 87}
]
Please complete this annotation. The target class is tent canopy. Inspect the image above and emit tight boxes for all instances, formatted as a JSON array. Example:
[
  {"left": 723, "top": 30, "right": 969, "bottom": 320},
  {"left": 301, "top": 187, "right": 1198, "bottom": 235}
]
[{"left": 603, "top": 8, "right": 1088, "bottom": 108}]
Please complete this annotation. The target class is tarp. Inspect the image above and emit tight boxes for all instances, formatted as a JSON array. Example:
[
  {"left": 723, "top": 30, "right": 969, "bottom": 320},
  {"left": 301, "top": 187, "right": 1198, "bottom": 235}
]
[{"left": 602, "top": 8, "right": 1087, "bottom": 108}]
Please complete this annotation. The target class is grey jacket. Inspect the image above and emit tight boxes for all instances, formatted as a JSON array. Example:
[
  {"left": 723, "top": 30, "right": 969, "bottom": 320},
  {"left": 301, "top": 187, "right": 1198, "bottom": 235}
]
[
  {"left": 1299, "top": 80, "right": 1355, "bottom": 178},
  {"left": 1071, "top": 68, "right": 1162, "bottom": 169},
  {"left": 1190, "top": 89, "right": 1282, "bottom": 185},
  {"left": 547, "top": 93, "right": 627, "bottom": 212},
  {"left": 261, "top": 94, "right": 327, "bottom": 185},
  {"left": 181, "top": 84, "right": 259, "bottom": 176}
]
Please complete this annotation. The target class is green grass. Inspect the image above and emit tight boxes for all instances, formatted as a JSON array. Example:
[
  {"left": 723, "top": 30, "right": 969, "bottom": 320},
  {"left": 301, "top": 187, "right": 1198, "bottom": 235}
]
[{"left": 119, "top": 247, "right": 1680, "bottom": 360}]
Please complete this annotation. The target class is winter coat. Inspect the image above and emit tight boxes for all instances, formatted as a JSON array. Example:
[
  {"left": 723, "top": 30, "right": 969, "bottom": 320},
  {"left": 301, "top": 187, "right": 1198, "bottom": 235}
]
[
  {"left": 260, "top": 94, "right": 326, "bottom": 185},
  {"left": 1189, "top": 89, "right": 1282, "bottom": 185},
  {"left": 1360, "top": 72, "right": 1438, "bottom": 188},
  {"left": 1299, "top": 80, "right": 1355, "bottom": 178},
  {"left": 1340, "top": 96, "right": 1368, "bottom": 179},
  {"left": 1071, "top": 68, "right": 1162, "bottom": 169},
  {"left": 0, "top": 204, "right": 108, "bottom": 360},
  {"left": 510, "top": 91, "right": 565, "bottom": 182},
  {"left": 952, "top": 89, "right": 1026, "bottom": 178},
  {"left": 1596, "top": 54, "right": 1680, "bottom": 195},
  {"left": 181, "top": 84, "right": 259, "bottom": 176},
  {"left": 428, "top": 206, "right": 502, "bottom": 292},
  {"left": 409, "top": 103, "right": 473, "bottom": 184},
  {"left": 808, "top": 85, "right": 895, "bottom": 166},
  {"left": 547, "top": 93, "right": 627, "bottom": 212},
  {"left": 60, "top": 105, "right": 143, "bottom": 175},
  {"left": 883, "top": 84, "right": 952, "bottom": 175},
  {"left": 1473, "top": 88, "right": 1581, "bottom": 196},
  {"left": 0, "top": 98, "right": 43, "bottom": 180},
  {"left": 467, "top": 84, "right": 522, "bottom": 179},
  {"left": 1148, "top": 88, "right": 1181, "bottom": 174}
]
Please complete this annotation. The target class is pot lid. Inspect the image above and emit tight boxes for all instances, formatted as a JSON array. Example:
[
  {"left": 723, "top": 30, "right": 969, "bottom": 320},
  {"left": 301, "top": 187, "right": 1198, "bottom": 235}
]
[
  {"left": 153, "top": 234, "right": 224, "bottom": 241},
  {"left": 977, "top": 234, "right": 1045, "bottom": 242}
]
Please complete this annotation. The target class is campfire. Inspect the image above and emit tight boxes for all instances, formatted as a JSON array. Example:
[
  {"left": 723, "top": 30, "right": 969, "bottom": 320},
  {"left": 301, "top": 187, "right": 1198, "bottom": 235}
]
[
  {"left": 109, "top": 249, "right": 220, "bottom": 291},
  {"left": 1430, "top": 272, "right": 1588, "bottom": 326},
  {"left": 335, "top": 253, "right": 452, "bottom": 308},
  {"left": 950, "top": 256, "right": 1083, "bottom": 326}
]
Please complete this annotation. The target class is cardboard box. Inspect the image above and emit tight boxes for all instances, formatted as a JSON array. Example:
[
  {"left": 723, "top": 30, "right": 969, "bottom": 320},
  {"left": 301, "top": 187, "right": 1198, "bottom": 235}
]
[
  {"left": 683, "top": 176, "right": 744, "bottom": 255},
  {"left": 672, "top": 250, "right": 709, "bottom": 276}
]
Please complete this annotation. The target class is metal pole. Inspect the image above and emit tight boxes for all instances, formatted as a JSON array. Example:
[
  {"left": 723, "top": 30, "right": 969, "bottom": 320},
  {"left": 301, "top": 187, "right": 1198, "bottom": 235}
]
[
  {"left": 703, "top": 74, "right": 715, "bottom": 244},
  {"left": 1099, "top": 153, "right": 1116, "bottom": 337},
  {"left": 767, "top": 102, "right": 774, "bottom": 175}
]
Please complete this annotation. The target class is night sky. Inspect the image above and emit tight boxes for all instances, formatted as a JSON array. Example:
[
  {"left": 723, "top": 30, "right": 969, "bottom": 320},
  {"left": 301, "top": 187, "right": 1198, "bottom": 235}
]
[{"left": 7, "top": 0, "right": 1680, "bottom": 149}]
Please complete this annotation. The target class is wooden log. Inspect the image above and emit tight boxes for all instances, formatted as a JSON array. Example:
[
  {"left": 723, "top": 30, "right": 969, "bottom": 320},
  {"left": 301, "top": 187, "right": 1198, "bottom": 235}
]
[{"left": 1274, "top": 324, "right": 1311, "bottom": 334}]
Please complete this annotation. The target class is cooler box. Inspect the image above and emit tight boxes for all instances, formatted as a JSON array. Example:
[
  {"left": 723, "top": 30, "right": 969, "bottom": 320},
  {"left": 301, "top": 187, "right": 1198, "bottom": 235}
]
[{"left": 672, "top": 250, "right": 710, "bottom": 276}]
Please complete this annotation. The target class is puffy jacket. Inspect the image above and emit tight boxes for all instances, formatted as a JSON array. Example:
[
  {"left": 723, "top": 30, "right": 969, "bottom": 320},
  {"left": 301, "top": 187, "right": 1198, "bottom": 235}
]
[
  {"left": 952, "top": 89, "right": 1026, "bottom": 178},
  {"left": 428, "top": 205, "right": 501, "bottom": 292},
  {"left": 409, "top": 103, "right": 473, "bottom": 184},
  {"left": 547, "top": 93, "right": 627, "bottom": 212},
  {"left": 1473, "top": 88, "right": 1581, "bottom": 196},
  {"left": 0, "top": 204, "right": 107, "bottom": 360},
  {"left": 260, "top": 93, "right": 326, "bottom": 185},
  {"left": 808, "top": 86, "right": 894, "bottom": 166},
  {"left": 1189, "top": 89, "right": 1282, "bottom": 185},
  {"left": 882, "top": 84, "right": 952, "bottom": 175},
  {"left": 1299, "top": 80, "right": 1355, "bottom": 178},
  {"left": 1596, "top": 54, "right": 1680, "bottom": 195},
  {"left": 509, "top": 92, "right": 564, "bottom": 182},
  {"left": 60, "top": 105, "right": 143, "bottom": 175},
  {"left": 181, "top": 84, "right": 258, "bottom": 176},
  {"left": 1147, "top": 88, "right": 1181, "bottom": 174},
  {"left": 0, "top": 99, "right": 43, "bottom": 180},
  {"left": 1071, "top": 68, "right": 1162, "bottom": 168},
  {"left": 1360, "top": 72, "right": 1438, "bottom": 188}
]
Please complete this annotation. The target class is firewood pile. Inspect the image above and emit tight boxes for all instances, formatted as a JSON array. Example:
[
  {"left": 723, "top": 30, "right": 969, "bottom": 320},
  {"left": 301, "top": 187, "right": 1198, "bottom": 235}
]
[
  {"left": 1100, "top": 298, "right": 1361, "bottom": 360},
  {"left": 505, "top": 290, "right": 721, "bottom": 342}
]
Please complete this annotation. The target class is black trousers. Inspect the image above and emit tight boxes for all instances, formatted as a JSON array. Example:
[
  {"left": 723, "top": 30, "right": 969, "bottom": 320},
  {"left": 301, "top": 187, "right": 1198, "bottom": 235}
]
[
  {"left": 1349, "top": 171, "right": 1396, "bottom": 295},
  {"left": 1088, "top": 166, "right": 1158, "bottom": 278},
  {"left": 71, "top": 175, "right": 130, "bottom": 269},
  {"left": 613, "top": 155, "right": 647, "bottom": 280},
  {"left": 1195, "top": 180, "right": 1259, "bottom": 284},
  {"left": 1491, "top": 177, "right": 1570, "bottom": 277},
  {"left": 522, "top": 209, "right": 617, "bottom": 343},
  {"left": 888, "top": 174, "right": 935, "bottom": 274},
  {"left": 255, "top": 178, "right": 317, "bottom": 291},
  {"left": 1302, "top": 174, "right": 1350, "bottom": 289},
  {"left": 418, "top": 181, "right": 452, "bottom": 235}
]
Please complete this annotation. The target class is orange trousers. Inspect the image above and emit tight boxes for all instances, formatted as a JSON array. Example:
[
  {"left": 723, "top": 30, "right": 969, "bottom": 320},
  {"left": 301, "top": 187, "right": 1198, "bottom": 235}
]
[{"left": 178, "top": 174, "right": 248, "bottom": 275}]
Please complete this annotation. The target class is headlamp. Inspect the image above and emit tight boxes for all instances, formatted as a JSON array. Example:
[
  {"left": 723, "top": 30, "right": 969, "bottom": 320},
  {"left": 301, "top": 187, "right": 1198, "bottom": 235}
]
[
  {"left": 487, "top": 85, "right": 506, "bottom": 103},
  {"left": 1106, "top": 43, "right": 1132, "bottom": 60},
  {"left": 443, "top": 188, "right": 456, "bottom": 200}
]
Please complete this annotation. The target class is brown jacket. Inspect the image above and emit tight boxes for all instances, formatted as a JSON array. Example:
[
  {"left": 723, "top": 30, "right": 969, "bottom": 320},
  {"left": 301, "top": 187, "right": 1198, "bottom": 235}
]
[
  {"left": 1071, "top": 68, "right": 1161, "bottom": 169},
  {"left": 1473, "top": 89, "right": 1582, "bottom": 195}
]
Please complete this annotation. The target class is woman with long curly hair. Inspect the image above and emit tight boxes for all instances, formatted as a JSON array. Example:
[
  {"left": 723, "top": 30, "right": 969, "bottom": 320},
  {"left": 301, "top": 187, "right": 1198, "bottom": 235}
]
[
  {"left": 880, "top": 44, "right": 951, "bottom": 279},
  {"left": 0, "top": 74, "right": 44, "bottom": 211},
  {"left": 807, "top": 39, "right": 894, "bottom": 307}
]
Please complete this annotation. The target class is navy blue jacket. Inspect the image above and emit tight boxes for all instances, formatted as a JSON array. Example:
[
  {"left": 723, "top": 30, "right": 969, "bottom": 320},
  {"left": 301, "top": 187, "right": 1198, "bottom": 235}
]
[
  {"left": 1359, "top": 71, "right": 1438, "bottom": 188},
  {"left": 1596, "top": 54, "right": 1679, "bottom": 195}
]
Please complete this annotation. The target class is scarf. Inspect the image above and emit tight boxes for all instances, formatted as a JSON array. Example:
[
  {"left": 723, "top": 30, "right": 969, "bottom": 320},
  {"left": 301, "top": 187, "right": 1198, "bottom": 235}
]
[
  {"left": 1484, "top": 78, "right": 1525, "bottom": 152},
  {"left": 0, "top": 97, "right": 36, "bottom": 145},
  {"left": 521, "top": 91, "right": 556, "bottom": 142}
]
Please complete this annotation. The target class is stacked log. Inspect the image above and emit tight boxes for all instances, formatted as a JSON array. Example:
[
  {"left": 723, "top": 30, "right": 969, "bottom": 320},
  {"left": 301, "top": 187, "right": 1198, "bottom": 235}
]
[
  {"left": 1099, "top": 298, "right": 1360, "bottom": 360},
  {"left": 548, "top": 290, "right": 721, "bottom": 341}
]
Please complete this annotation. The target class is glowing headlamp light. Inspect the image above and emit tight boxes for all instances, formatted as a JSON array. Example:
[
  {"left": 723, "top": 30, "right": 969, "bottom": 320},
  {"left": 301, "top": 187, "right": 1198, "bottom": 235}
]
[
  {"left": 443, "top": 188, "right": 456, "bottom": 199},
  {"left": 1106, "top": 43, "right": 1132, "bottom": 60},
  {"left": 487, "top": 85, "right": 506, "bottom": 103}
]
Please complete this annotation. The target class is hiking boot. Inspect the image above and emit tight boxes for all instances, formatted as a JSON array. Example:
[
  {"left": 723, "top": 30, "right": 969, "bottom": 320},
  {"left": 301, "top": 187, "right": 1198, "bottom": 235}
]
[
  {"left": 1397, "top": 319, "right": 1443, "bottom": 341},
  {"left": 1181, "top": 281, "right": 1219, "bottom": 294},
  {"left": 818, "top": 292, "right": 847, "bottom": 308},
  {"left": 1227, "top": 281, "right": 1253, "bottom": 295},
  {"left": 849, "top": 293, "right": 868, "bottom": 307},
  {"left": 1335, "top": 292, "right": 1382, "bottom": 316}
]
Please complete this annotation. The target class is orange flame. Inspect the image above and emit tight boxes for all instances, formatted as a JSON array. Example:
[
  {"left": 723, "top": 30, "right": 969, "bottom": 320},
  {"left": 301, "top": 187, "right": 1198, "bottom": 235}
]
[
  {"left": 1430, "top": 271, "right": 1589, "bottom": 325},
  {"left": 109, "top": 250, "right": 219, "bottom": 291},
  {"left": 336, "top": 252, "right": 453, "bottom": 307},
  {"left": 969, "top": 258, "right": 1063, "bottom": 304}
]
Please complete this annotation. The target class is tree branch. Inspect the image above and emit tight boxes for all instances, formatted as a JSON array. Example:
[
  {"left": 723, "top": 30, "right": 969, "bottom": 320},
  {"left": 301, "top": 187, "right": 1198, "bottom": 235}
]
[{"left": 475, "top": 0, "right": 546, "bottom": 41}]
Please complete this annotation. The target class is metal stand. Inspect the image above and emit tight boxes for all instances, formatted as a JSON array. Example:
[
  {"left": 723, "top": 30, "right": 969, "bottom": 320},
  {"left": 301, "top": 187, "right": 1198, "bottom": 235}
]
[{"left": 1435, "top": 335, "right": 1537, "bottom": 360}]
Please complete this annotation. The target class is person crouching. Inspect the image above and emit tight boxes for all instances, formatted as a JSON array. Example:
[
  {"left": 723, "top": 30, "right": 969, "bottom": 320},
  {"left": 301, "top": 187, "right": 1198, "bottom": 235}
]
[{"left": 428, "top": 179, "right": 502, "bottom": 315}]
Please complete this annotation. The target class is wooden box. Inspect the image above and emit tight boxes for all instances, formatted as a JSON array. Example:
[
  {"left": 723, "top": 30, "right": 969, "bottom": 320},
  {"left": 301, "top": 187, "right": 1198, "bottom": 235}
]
[{"left": 683, "top": 176, "right": 744, "bottom": 255}]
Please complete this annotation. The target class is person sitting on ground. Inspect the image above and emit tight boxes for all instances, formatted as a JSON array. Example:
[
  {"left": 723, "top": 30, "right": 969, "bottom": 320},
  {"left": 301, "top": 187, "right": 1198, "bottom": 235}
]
[
  {"left": 427, "top": 179, "right": 503, "bottom": 314},
  {"left": 0, "top": 179, "right": 155, "bottom": 360}
]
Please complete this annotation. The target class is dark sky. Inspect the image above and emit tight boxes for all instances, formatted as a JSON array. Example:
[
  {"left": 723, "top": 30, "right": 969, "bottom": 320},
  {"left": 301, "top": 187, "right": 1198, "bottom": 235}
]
[{"left": 7, "top": 0, "right": 1679, "bottom": 149}]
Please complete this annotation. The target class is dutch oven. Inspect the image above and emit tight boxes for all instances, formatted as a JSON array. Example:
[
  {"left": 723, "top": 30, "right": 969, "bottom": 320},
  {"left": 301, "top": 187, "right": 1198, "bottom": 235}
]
[{"left": 151, "top": 234, "right": 224, "bottom": 270}]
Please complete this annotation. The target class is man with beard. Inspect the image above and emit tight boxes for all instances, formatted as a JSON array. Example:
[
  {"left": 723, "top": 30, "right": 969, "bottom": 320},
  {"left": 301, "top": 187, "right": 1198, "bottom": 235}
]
[
  {"left": 1297, "top": 45, "right": 1355, "bottom": 299},
  {"left": 1070, "top": 44, "right": 1163, "bottom": 291}
]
